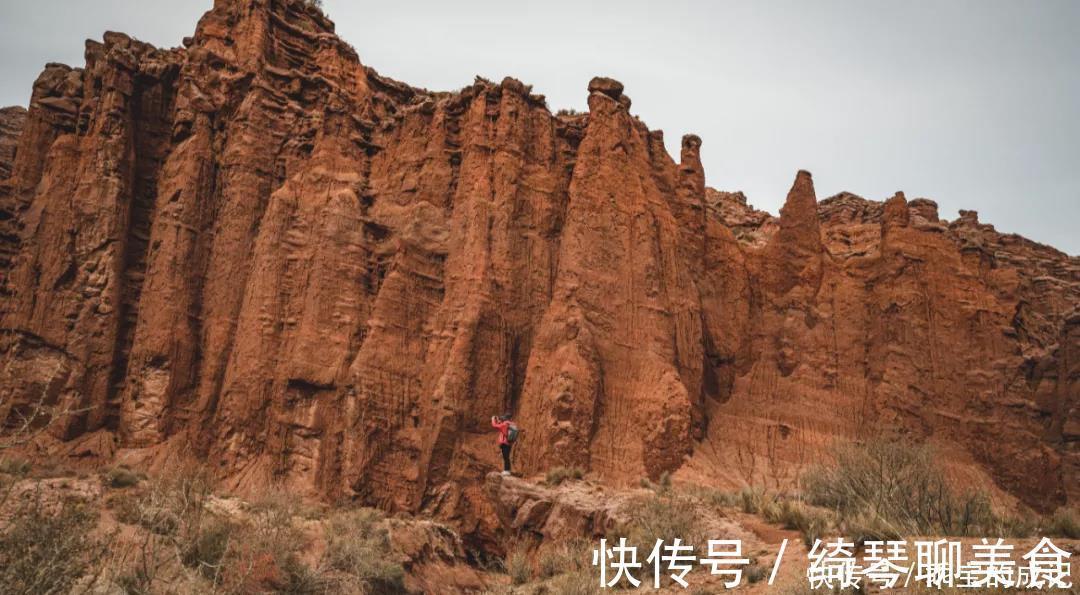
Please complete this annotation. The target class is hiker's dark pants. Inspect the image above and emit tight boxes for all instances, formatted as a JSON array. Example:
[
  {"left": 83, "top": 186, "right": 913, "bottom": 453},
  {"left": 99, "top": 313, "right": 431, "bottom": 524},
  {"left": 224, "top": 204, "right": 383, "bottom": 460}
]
[{"left": 500, "top": 444, "right": 512, "bottom": 472}]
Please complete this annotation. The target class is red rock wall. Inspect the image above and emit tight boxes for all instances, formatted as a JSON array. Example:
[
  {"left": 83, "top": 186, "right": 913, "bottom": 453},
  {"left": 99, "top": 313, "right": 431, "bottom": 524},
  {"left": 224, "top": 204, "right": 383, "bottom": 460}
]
[{"left": 0, "top": 0, "right": 1075, "bottom": 526}]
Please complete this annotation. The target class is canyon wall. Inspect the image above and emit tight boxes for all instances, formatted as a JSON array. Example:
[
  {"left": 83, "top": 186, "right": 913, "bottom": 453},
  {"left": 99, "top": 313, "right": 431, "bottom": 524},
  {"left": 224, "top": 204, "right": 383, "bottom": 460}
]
[{"left": 0, "top": 0, "right": 1075, "bottom": 539}]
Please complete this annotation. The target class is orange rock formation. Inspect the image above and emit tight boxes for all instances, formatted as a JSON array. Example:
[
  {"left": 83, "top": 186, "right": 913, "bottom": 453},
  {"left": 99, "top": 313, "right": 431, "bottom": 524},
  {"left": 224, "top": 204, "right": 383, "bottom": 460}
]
[{"left": 0, "top": 0, "right": 1075, "bottom": 543}]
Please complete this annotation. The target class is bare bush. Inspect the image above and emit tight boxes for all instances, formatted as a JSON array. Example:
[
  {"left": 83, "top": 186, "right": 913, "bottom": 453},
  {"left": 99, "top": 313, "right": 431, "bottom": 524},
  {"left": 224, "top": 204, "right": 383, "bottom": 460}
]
[
  {"left": 545, "top": 466, "right": 584, "bottom": 486},
  {"left": 506, "top": 547, "right": 530, "bottom": 585},
  {"left": 547, "top": 569, "right": 601, "bottom": 595},
  {"left": 803, "top": 439, "right": 1001, "bottom": 538},
  {"left": 321, "top": 507, "right": 404, "bottom": 593},
  {"left": 762, "top": 498, "right": 833, "bottom": 547},
  {"left": 1045, "top": 507, "right": 1080, "bottom": 538},
  {"left": 0, "top": 495, "right": 107, "bottom": 594},
  {"left": 104, "top": 466, "right": 232, "bottom": 592},
  {"left": 105, "top": 465, "right": 143, "bottom": 489}
]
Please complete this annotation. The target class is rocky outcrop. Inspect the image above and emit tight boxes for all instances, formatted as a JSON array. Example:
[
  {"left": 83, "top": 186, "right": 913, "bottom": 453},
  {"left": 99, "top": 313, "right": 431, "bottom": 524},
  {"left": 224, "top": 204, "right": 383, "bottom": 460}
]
[
  {"left": 684, "top": 185, "right": 1079, "bottom": 510},
  {"left": 0, "top": 105, "right": 28, "bottom": 298},
  {"left": 0, "top": 106, "right": 25, "bottom": 180},
  {"left": 482, "top": 472, "right": 632, "bottom": 549},
  {"left": 0, "top": 0, "right": 1076, "bottom": 529}
]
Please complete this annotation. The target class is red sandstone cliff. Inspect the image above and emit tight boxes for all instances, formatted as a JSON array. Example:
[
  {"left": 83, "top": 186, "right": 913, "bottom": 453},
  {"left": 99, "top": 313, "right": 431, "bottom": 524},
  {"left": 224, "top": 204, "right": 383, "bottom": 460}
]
[{"left": 0, "top": 0, "right": 1075, "bottom": 539}]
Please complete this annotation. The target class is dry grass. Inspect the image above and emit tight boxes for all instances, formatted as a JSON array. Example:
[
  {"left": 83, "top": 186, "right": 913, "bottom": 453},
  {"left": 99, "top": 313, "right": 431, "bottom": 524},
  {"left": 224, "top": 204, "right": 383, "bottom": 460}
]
[
  {"left": 744, "top": 561, "right": 767, "bottom": 584},
  {"left": 0, "top": 496, "right": 107, "bottom": 595},
  {"left": 545, "top": 466, "right": 585, "bottom": 486},
  {"left": 546, "top": 569, "right": 601, "bottom": 594},
  {"left": 804, "top": 439, "right": 1006, "bottom": 539},
  {"left": 682, "top": 485, "right": 742, "bottom": 509},
  {"left": 0, "top": 456, "right": 31, "bottom": 476},
  {"left": 622, "top": 492, "right": 702, "bottom": 549},
  {"left": 321, "top": 507, "right": 404, "bottom": 593},
  {"left": 761, "top": 498, "right": 833, "bottom": 547},
  {"left": 504, "top": 539, "right": 597, "bottom": 594},
  {"left": 536, "top": 538, "right": 590, "bottom": 579},
  {"left": 104, "top": 466, "right": 143, "bottom": 489},
  {"left": 1045, "top": 507, "right": 1080, "bottom": 539},
  {"left": 506, "top": 547, "right": 530, "bottom": 585}
]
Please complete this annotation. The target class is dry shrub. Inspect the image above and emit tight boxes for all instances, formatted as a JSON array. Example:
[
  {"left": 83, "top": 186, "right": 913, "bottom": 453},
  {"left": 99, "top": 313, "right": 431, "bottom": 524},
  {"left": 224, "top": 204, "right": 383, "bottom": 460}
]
[
  {"left": 993, "top": 512, "right": 1037, "bottom": 538},
  {"left": 690, "top": 486, "right": 741, "bottom": 509},
  {"left": 224, "top": 489, "right": 322, "bottom": 593},
  {"left": 1045, "top": 507, "right": 1080, "bottom": 538},
  {"left": 548, "top": 569, "right": 601, "bottom": 595},
  {"left": 840, "top": 509, "right": 903, "bottom": 546},
  {"left": 545, "top": 466, "right": 585, "bottom": 486},
  {"left": 180, "top": 513, "right": 237, "bottom": 581},
  {"left": 606, "top": 491, "right": 703, "bottom": 587},
  {"left": 0, "top": 456, "right": 31, "bottom": 476},
  {"left": 740, "top": 486, "right": 764, "bottom": 514},
  {"left": 0, "top": 496, "right": 106, "bottom": 594},
  {"left": 506, "top": 547, "right": 530, "bottom": 585},
  {"left": 107, "top": 467, "right": 222, "bottom": 592},
  {"left": 273, "top": 553, "right": 331, "bottom": 595},
  {"left": 105, "top": 466, "right": 143, "bottom": 489},
  {"left": 762, "top": 498, "right": 833, "bottom": 546},
  {"left": 621, "top": 492, "right": 702, "bottom": 548},
  {"left": 536, "top": 538, "right": 590, "bottom": 579},
  {"left": 745, "top": 561, "right": 767, "bottom": 583},
  {"left": 804, "top": 439, "right": 1001, "bottom": 538},
  {"left": 321, "top": 507, "right": 404, "bottom": 593}
]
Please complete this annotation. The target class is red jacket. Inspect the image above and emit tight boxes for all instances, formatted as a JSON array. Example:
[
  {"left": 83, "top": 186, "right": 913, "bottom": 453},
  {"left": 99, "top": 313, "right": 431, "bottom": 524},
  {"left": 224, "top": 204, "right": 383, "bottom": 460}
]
[{"left": 491, "top": 417, "right": 511, "bottom": 446}]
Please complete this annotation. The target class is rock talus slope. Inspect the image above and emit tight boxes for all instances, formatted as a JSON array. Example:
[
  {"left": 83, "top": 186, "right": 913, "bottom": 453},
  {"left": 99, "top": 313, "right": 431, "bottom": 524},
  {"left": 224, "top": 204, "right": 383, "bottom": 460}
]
[{"left": 0, "top": 0, "right": 1075, "bottom": 540}]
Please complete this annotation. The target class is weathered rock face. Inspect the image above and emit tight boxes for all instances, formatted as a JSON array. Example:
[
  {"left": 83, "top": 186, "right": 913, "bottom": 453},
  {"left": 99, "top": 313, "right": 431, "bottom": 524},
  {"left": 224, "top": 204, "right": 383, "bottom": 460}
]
[
  {"left": 693, "top": 183, "right": 1080, "bottom": 511},
  {"left": 0, "top": 106, "right": 25, "bottom": 180},
  {"left": 0, "top": 105, "right": 28, "bottom": 296},
  {"left": 0, "top": 0, "right": 1075, "bottom": 534}
]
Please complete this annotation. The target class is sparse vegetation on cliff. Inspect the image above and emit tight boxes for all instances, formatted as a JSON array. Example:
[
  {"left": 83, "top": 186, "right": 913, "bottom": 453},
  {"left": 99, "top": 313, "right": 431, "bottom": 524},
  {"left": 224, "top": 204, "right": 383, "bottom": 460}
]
[
  {"left": 803, "top": 439, "right": 1004, "bottom": 539},
  {"left": 544, "top": 466, "right": 584, "bottom": 486}
]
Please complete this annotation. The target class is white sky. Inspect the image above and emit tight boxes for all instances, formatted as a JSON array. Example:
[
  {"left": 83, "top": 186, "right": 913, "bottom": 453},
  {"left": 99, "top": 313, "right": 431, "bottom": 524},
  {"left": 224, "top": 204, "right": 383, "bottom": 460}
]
[{"left": 1, "top": 0, "right": 1077, "bottom": 254}]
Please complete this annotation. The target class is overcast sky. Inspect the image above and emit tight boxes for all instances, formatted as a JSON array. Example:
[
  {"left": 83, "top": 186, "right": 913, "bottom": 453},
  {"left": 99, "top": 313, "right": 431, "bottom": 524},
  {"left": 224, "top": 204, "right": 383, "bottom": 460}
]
[{"left": 1, "top": 0, "right": 1077, "bottom": 254}]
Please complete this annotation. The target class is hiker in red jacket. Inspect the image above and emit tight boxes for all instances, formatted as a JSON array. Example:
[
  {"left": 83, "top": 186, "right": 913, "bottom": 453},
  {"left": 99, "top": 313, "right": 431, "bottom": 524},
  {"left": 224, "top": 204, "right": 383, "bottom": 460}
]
[{"left": 491, "top": 413, "right": 515, "bottom": 476}]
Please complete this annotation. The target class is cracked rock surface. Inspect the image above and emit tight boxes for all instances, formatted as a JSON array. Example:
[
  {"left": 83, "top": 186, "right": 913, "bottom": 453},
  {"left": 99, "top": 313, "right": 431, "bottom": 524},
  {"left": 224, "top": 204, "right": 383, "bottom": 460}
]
[{"left": 0, "top": 0, "right": 1075, "bottom": 541}]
